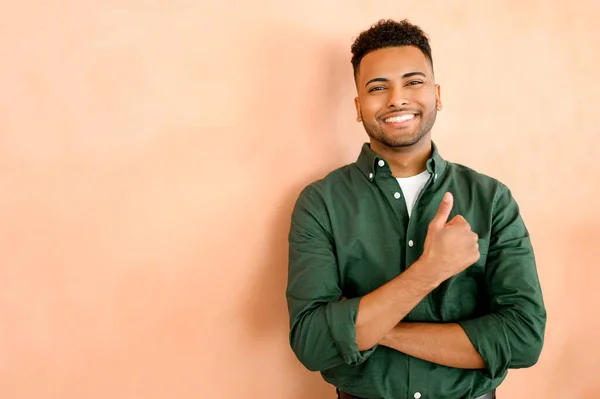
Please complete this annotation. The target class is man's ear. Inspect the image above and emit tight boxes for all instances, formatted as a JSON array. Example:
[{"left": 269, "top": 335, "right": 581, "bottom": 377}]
[
  {"left": 435, "top": 84, "right": 443, "bottom": 111},
  {"left": 354, "top": 97, "right": 362, "bottom": 122}
]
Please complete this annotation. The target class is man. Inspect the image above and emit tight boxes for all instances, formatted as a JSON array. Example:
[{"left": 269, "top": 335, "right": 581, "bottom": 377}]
[{"left": 285, "top": 19, "right": 546, "bottom": 399}]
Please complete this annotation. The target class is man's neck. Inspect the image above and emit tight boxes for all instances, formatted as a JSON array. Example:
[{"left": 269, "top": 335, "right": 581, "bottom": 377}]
[{"left": 370, "top": 137, "right": 432, "bottom": 178}]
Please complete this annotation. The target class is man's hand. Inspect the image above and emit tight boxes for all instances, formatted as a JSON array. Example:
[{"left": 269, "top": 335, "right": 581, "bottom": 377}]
[{"left": 416, "top": 192, "right": 480, "bottom": 286}]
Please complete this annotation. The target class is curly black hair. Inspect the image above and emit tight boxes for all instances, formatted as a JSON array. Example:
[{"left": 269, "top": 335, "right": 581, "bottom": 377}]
[{"left": 351, "top": 19, "right": 433, "bottom": 80}]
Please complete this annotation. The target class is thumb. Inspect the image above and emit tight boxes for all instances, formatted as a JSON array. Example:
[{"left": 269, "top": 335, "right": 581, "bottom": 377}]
[{"left": 430, "top": 192, "right": 453, "bottom": 228}]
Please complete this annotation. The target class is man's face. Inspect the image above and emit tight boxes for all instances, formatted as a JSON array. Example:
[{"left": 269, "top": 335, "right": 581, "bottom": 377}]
[{"left": 354, "top": 46, "right": 442, "bottom": 149}]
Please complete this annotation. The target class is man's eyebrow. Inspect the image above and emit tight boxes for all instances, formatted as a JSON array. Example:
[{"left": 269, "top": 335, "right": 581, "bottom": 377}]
[{"left": 364, "top": 72, "right": 427, "bottom": 88}]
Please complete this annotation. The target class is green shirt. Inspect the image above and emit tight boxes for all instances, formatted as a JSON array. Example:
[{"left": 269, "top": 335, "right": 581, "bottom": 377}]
[{"left": 286, "top": 143, "right": 546, "bottom": 399}]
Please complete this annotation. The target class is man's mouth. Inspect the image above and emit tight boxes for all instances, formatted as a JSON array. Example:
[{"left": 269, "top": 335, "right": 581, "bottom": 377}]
[{"left": 383, "top": 114, "right": 417, "bottom": 123}]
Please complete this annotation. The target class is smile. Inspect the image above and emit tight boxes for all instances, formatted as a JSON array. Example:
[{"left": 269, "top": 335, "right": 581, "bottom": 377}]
[{"left": 384, "top": 114, "right": 417, "bottom": 123}]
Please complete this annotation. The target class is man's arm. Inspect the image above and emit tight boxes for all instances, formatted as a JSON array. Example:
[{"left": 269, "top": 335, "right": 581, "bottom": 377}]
[
  {"left": 457, "top": 185, "right": 546, "bottom": 378},
  {"left": 379, "top": 322, "right": 485, "bottom": 369},
  {"left": 353, "top": 260, "right": 441, "bottom": 351},
  {"left": 355, "top": 191, "right": 484, "bottom": 350},
  {"left": 378, "top": 185, "right": 546, "bottom": 377},
  {"left": 287, "top": 188, "right": 480, "bottom": 372},
  {"left": 287, "top": 185, "right": 373, "bottom": 371},
  {"left": 287, "top": 186, "right": 439, "bottom": 371}
]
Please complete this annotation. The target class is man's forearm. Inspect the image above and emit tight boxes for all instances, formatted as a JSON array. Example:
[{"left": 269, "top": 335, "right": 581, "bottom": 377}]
[
  {"left": 379, "top": 322, "right": 485, "bottom": 369},
  {"left": 354, "top": 259, "right": 439, "bottom": 351}
]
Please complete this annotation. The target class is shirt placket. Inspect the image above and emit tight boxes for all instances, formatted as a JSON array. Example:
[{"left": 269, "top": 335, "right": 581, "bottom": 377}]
[
  {"left": 374, "top": 157, "right": 438, "bottom": 399},
  {"left": 405, "top": 169, "right": 436, "bottom": 399},
  {"left": 373, "top": 158, "right": 409, "bottom": 222}
]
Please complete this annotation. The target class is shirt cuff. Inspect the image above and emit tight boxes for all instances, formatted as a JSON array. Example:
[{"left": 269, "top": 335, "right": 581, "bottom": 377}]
[
  {"left": 458, "top": 314, "right": 511, "bottom": 379},
  {"left": 325, "top": 297, "right": 377, "bottom": 366}
]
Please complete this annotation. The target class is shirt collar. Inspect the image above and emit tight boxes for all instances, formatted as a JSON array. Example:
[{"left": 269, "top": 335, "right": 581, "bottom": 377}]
[{"left": 355, "top": 141, "right": 447, "bottom": 181}]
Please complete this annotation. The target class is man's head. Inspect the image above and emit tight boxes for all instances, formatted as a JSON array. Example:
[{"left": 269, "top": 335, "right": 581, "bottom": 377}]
[{"left": 351, "top": 19, "right": 442, "bottom": 149}]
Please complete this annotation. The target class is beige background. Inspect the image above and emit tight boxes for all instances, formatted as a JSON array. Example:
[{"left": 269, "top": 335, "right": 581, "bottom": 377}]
[{"left": 1, "top": 1, "right": 598, "bottom": 398}]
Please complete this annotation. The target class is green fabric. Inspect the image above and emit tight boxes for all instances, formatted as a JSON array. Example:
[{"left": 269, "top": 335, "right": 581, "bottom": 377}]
[{"left": 286, "top": 143, "right": 546, "bottom": 399}]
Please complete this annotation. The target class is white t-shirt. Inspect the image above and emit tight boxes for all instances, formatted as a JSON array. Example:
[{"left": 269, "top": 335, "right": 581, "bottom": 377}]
[{"left": 396, "top": 170, "right": 431, "bottom": 217}]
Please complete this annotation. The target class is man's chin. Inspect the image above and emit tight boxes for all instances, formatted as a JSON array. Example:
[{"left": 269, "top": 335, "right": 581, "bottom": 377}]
[
  {"left": 380, "top": 134, "right": 424, "bottom": 148},
  {"left": 365, "top": 126, "right": 428, "bottom": 149}
]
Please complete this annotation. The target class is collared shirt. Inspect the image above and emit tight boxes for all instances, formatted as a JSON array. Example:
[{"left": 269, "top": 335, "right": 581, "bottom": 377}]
[{"left": 286, "top": 143, "right": 546, "bottom": 399}]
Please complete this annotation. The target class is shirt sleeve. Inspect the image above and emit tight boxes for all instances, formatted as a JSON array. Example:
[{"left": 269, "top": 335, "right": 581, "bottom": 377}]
[
  {"left": 286, "top": 185, "right": 377, "bottom": 372},
  {"left": 458, "top": 184, "right": 547, "bottom": 378}
]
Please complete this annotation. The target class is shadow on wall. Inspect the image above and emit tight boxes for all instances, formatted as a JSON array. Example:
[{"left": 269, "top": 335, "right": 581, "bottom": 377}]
[{"left": 241, "top": 24, "right": 355, "bottom": 399}]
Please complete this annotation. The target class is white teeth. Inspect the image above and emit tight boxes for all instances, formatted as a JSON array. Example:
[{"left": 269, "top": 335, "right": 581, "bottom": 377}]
[{"left": 385, "top": 114, "right": 415, "bottom": 123}]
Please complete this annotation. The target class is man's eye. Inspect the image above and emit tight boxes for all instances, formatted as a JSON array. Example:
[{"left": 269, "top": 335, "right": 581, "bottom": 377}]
[
  {"left": 407, "top": 81, "right": 423, "bottom": 86},
  {"left": 368, "top": 86, "right": 385, "bottom": 92}
]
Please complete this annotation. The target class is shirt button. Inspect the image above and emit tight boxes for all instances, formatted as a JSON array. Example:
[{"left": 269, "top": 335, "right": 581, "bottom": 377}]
[
  {"left": 414, "top": 393, "right": 421, "bottom": 399},
  {"left": 394, "top": 192, "right": 401, "bottom": 199},
  {"left": 408, "top": 240, "right": 414, "bottom": 247},
  {"left": 368, "top": 173, "right": 373, "bottom": 179},
  {"left": 435, "top": 173, "right": 438, "bottom": 180},
  {"left": 378, "top": 160, "right": 385, "bottom": 167}
]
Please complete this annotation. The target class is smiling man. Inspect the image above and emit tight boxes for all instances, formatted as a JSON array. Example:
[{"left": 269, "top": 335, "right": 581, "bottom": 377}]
[{"left": 286, "top": 20, "right": 546, "bottom": 399}]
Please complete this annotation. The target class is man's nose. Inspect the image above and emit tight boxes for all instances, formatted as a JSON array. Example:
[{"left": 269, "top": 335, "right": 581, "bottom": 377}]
[{"left": 386, "top": 86, "right": 409, "bottom": 108}]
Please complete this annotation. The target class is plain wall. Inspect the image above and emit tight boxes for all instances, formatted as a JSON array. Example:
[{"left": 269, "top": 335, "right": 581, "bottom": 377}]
[{"left": 1, "top": 1, "right": 599, "bottom": 398}]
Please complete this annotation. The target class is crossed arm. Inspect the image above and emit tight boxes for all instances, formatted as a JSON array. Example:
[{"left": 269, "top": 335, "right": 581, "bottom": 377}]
[
  {"left": 287, "top": 186, "right": 546, "bottom": 376},
  {"left": 380, "top": 322, "right": 485, "bottom": 369},
  {"left": 341, "top": 292, "right": 485, "bottom": 369}
]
